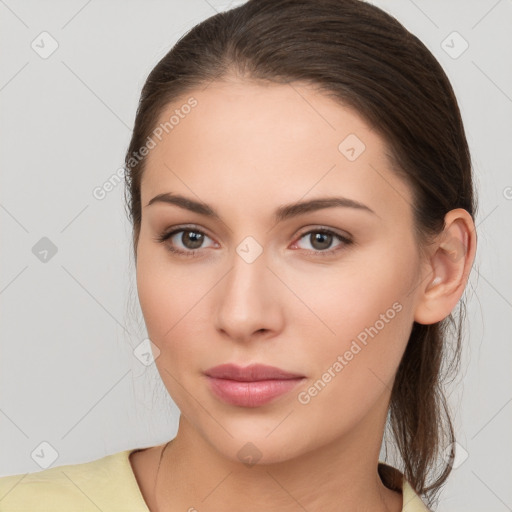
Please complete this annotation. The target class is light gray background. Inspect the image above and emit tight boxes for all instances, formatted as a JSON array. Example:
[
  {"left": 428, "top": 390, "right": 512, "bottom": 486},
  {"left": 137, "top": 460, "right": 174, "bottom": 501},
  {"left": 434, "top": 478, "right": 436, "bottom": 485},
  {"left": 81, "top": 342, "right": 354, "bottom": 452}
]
[{"left": 1, "top": 1, "right": 511, "bottom": 510}]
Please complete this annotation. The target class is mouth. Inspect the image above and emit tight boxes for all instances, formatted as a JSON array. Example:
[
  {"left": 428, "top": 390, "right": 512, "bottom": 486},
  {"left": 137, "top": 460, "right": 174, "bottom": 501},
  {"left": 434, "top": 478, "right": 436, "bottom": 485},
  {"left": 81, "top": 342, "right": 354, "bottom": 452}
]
[
  {"left": 204, "top": 363, "right": 306, "bottom": 407},
  {"left": 204, "top": 362, "right": 305, "bottom": 381}
]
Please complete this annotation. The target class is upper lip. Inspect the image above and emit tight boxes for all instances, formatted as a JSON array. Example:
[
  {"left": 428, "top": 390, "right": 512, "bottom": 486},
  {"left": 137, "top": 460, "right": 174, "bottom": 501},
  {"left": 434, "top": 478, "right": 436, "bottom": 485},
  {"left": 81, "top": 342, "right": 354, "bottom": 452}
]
[{"left": 204, "top": 363, "right": 305, "bottom": 381}]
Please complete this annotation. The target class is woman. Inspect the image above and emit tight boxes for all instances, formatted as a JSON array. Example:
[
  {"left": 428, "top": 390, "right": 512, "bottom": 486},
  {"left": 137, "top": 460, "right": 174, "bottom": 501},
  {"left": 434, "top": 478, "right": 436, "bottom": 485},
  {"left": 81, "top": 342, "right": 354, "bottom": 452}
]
[{"left": 0, "top": 0, "right": 477, "bottom": 510}]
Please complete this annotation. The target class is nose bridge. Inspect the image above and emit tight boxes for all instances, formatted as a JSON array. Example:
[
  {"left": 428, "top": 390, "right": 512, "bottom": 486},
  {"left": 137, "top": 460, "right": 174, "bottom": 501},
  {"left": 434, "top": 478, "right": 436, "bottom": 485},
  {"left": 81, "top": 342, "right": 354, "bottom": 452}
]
[
  {"left": 215, "top": 233, "right": 278, "bottom": 337},
  {"left": 225, "top": 234, "right": 269, "bottom": 303}
]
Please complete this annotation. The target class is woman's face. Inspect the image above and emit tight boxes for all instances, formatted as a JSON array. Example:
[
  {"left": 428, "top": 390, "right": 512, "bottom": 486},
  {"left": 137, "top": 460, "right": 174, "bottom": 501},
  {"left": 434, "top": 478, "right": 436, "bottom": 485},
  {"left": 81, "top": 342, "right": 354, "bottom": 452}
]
[{"left": 136, "top": 79, "right": 426, "bottom": 464}]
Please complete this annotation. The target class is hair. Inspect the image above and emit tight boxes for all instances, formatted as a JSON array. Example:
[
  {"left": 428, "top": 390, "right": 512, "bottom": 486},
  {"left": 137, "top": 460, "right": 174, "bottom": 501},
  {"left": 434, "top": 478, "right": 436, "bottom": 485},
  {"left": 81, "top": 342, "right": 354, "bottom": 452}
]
[{"left": 123, "top": 0, "right": 477, "bottom": 508}]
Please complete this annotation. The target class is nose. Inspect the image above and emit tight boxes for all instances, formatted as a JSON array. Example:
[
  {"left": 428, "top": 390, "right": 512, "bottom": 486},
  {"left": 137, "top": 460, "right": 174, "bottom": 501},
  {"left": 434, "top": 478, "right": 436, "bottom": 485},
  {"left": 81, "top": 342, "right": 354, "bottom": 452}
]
[{"left": 214, "top": 243, "right": 284, "bottom": 343}]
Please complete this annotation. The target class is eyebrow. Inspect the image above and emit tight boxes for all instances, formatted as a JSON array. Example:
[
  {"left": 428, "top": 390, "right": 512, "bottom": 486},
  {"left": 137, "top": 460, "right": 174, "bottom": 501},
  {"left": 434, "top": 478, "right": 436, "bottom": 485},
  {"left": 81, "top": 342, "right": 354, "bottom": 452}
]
[{"left": 146, "top": 192, "right": 378, "bottom": 223}]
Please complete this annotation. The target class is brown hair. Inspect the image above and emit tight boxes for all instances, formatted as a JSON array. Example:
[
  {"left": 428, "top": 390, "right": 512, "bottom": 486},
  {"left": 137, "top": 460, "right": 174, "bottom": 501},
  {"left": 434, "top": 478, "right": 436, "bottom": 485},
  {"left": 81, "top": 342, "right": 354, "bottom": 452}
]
[{"left": 124, "top": 0, "right": 477, "bottom": 508}]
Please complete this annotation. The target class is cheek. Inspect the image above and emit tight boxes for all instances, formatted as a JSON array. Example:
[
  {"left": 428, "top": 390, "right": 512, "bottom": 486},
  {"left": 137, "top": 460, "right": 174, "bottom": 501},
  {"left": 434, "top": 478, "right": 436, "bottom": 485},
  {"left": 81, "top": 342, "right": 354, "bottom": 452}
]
[
  {"left": 135, "top": 247, "right": 207, "bottom": 401},
  {"left": 136, "top": 241, "right": 190, "bottom": 342},
  {"left": 135, "top": 239, "right": 218, "bottom": 359},
  {"left": 295, "top": 247, "right": 415, "bottom": 337},
  {"left": 295, "top": 242, "right": 417, "bottom": 380},
  {"left": 293, "top": 268, "right": 414, "bottom": 433}
]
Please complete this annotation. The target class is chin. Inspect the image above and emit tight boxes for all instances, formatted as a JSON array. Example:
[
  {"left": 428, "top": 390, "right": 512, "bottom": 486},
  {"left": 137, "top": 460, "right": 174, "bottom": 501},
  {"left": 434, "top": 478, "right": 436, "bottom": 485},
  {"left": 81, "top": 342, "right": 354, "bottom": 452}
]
[{"left": 203, "top": 430, "right": 310, "bottom": 467}]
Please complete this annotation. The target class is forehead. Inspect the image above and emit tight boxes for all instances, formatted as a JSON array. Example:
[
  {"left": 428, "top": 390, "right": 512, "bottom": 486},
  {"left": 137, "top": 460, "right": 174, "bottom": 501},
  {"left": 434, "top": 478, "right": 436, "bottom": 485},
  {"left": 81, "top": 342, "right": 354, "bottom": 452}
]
[{"left": 140, "top": 79, "right": 413, "bottom": 222}]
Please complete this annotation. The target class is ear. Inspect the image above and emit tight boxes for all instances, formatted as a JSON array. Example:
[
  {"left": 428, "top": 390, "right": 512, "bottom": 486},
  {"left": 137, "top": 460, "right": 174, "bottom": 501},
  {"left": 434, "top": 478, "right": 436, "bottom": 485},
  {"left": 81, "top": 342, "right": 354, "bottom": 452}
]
[{"left": 414, "top": 208, "right": 477, "bottom": 325}]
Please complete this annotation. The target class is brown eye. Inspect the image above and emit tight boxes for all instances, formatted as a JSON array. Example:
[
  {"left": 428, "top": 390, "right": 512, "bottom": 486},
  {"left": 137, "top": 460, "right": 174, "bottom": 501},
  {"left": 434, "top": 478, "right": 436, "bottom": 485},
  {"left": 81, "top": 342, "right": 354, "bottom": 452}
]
[
  {"left": 155, "top": 226, "right": 216, "bottom": 257},
  {"left": 178, "top": 230, "right": 204, "bottom": 250},
  {"left": 309, "top": 231, "right": 333, "bottom": 251},
  {"left": 293, "top": 228, "right": 352, "bottom": 256}
]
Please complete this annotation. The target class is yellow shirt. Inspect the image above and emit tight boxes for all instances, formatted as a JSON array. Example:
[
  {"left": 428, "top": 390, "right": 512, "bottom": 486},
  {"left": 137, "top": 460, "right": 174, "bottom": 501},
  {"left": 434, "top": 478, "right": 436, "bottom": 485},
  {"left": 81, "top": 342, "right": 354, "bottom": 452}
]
[{"left": 0, "top": 448, "right": 431, "bottom": 511}]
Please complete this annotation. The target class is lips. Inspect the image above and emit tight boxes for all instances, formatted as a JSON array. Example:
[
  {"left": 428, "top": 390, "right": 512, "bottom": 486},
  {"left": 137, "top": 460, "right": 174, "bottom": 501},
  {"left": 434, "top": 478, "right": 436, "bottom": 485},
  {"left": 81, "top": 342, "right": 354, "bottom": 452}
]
[
  {"left": 204, "top": 363, "right": 304, "bottom": 381},
  {"left": 204, "top": 363, "right": 306, "bottom": 407}
]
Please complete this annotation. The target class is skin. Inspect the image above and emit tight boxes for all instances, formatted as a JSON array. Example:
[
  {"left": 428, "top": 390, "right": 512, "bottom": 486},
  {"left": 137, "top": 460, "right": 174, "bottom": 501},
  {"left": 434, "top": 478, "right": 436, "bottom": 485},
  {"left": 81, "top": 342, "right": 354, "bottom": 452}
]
[{"left": 130, "top": 78, "right": 476, "bottom": 512}]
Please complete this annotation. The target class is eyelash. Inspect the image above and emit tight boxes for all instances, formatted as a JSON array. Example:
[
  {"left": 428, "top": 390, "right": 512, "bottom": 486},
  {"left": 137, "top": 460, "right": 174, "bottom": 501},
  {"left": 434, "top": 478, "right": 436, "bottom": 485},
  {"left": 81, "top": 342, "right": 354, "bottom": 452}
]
[{"left": 154, "top": 225, "right": 353, "bottom": 258}]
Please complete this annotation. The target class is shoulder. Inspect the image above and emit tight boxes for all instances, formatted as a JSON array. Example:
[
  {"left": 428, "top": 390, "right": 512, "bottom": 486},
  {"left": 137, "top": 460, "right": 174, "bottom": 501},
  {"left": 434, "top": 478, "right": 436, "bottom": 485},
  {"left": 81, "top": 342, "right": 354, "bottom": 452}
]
[
  {"left": 378, "top": 462, "right": 432, "bottom": 512},
  {"left": 0, "top": 448, "right": 149, "bottom": 512},
  {"left": 402, "top": 480, "right": 433, "bottom": 512}
]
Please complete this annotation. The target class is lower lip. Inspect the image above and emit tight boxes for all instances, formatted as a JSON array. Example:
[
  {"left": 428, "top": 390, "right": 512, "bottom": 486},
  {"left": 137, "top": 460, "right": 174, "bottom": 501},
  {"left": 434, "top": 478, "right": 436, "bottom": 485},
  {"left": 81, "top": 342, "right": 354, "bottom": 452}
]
[{"left": 206, "top": 376, "right": 305, "bottom": 407}]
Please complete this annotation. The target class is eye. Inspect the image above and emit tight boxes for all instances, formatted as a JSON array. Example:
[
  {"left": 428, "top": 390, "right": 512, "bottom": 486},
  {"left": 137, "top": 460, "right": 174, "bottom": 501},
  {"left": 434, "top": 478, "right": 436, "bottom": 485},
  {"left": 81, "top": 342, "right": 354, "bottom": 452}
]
[
  {"left": 292, "top": 228, "right": 352, "bottom": 256},
  {"left": 154, "top": 225, "right": 353, "bottom": 258},
  {"left": 154, "top": 226, "right": 217, "bottom": 257}
]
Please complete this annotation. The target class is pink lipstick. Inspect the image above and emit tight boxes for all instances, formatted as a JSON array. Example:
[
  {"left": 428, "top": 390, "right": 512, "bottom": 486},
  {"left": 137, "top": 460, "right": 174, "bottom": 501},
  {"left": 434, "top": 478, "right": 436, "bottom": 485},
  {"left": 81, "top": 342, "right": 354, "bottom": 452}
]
[{"left": 204, "top": 363, "right": 305, "bottom": 407}]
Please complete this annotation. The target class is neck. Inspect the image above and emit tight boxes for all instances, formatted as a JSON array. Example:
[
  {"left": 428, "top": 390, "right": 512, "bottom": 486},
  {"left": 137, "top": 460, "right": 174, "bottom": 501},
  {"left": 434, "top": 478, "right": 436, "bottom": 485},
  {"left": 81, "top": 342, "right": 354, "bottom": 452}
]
[{"left": 153, "top": 402, "right": 402, "bottom": 512}]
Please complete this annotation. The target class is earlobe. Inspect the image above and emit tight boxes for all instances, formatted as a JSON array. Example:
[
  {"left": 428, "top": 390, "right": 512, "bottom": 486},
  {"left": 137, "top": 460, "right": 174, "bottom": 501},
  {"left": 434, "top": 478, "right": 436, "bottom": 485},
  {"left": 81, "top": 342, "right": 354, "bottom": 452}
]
[{"left": 413, "top": 208, "right": 477, "bottom": 325}]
